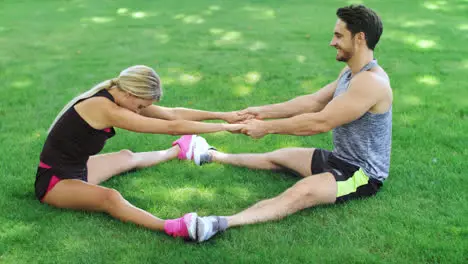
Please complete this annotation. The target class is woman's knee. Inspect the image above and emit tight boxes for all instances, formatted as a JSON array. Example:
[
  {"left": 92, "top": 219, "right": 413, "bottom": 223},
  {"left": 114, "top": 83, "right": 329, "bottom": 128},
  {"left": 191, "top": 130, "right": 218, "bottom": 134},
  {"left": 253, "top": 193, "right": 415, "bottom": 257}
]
[
  {"left": 118, "top": 149, "right": 139, "bottom": 168},
  {"left": 119, "top": 149, "right": 134, "bottom": 160},
  {"left": 41, "top": 180, "right": 124, "bottom": 211},
  {"left": 101, "top": 188, "right": 125, "bottom": 211}
]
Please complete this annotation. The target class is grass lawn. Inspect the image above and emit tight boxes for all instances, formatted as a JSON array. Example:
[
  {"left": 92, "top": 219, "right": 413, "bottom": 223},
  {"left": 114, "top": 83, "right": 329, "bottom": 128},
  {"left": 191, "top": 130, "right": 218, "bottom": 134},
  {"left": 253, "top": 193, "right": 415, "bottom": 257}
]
[{"left": 0, "top": 0, "right": 467, "bottom": 263}]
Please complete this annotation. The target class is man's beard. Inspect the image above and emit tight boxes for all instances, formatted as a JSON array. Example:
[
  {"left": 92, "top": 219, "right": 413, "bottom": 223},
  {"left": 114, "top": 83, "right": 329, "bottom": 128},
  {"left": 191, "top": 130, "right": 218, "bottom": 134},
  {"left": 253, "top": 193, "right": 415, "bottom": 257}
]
[{"left": 336, "top": 47, "right": 354, "bottom": 62}]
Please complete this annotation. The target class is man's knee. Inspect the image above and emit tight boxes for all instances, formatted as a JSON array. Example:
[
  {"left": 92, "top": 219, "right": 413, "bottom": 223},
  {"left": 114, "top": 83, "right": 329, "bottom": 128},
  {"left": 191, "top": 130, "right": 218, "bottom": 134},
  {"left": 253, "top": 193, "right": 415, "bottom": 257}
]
[
  {"left": 268, "top": 147, "right": 314, "bottom": 176},
  {"left": 269, "top": 148, "right": 295, "bottom": 158},
  {"left": 283, "top": 182, "right": 319, "bottom": 209},
  {"left": 283, "top": 176, "right": 336, "bottom": 208},
  {"left": 268, "top": 148, "right": 296, "bottom": 164}
]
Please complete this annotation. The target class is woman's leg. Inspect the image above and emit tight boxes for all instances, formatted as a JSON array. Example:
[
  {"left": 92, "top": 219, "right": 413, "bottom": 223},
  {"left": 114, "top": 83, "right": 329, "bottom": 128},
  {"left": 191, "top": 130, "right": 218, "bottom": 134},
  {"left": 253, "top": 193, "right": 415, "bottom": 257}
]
[
  {"left": 42, "top": 179, "right": 196, "bottom": 238},
  {"left": 87, "top": 146, "right": 180, "bottom": 185}
]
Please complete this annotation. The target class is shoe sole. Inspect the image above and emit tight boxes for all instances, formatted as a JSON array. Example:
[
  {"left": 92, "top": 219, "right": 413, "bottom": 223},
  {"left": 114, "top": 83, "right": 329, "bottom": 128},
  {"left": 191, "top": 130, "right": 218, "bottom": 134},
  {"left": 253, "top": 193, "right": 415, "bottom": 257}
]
[
  {"left": 196, "top": 217, "right": 211, "bottom": 242},
  {"left": 186, "top": 212, "right": 198, "bottom": 240},
  {"left": 196, "top": 217, "right": 204, "bottom": 242},
  {"left": 193, "top": 137, "right": 208, "bottom": 166},
  {"left": 185, "top": 135, "right": 198, "bottom": 160}
]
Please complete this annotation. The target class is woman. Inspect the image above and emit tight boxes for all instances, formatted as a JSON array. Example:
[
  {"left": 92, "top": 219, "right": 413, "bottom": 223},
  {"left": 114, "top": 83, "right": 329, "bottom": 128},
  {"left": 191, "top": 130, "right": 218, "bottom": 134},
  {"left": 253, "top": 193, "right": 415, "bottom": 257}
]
[{"left": 36, "top": 65, "right": 243, "bottom": 240}]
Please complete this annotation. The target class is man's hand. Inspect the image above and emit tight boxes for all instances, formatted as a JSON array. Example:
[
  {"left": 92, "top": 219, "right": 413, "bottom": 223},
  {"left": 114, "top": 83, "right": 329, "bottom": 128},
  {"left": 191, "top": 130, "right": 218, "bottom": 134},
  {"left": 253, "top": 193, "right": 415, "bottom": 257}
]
[
  {"left": 241, "top": 119, "right": 269, "bottom": 139},
  {"left": 222, "top": 111, "right": 249, "bottom": 124},
  {"left": 238, "top": 107, "right": 264, "bottom": 120},
  {"left": 222, "top": 108, "right": 260, "bottom": 124}
]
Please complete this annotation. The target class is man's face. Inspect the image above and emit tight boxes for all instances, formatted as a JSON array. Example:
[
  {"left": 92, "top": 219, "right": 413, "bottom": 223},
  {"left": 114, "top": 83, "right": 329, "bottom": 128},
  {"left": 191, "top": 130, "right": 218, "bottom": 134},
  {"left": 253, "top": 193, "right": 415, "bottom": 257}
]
[{"left": 329, "top": 19, "right": 356, "bottom": 62}]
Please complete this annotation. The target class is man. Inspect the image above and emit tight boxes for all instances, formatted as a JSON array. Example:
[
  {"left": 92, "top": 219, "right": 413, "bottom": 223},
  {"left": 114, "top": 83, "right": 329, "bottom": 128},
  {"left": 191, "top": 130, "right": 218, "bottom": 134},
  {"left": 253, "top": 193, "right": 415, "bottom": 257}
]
[{"left": 194, "top": 4, "right": 393, "bottom": 242}]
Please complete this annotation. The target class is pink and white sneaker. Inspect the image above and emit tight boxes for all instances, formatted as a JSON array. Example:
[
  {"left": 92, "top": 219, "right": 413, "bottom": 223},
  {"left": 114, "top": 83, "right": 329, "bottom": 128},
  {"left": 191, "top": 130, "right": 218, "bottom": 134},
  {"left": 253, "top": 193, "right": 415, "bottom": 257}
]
[
  {"left": 172, "top": 135, "right": 198, "bottom": 160},
  {"left": 164, "top": 212, "right": 198, "bottom": 240}
]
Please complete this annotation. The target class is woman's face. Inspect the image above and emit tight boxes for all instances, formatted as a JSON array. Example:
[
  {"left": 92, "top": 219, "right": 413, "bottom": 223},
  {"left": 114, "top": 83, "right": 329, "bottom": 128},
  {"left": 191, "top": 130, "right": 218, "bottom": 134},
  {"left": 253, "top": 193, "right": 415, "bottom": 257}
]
[{"left": 122, "top": 93, "right": 155, "bottom": 114}]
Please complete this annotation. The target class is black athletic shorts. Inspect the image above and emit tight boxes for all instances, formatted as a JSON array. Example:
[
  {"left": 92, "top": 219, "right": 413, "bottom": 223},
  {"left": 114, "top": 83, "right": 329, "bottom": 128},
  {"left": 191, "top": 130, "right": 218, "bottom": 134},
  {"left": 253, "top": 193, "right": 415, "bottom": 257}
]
[
  {"left": 311, "top": 149, "right": 383, "bottom": 203},
  {"left": 34, "top": 161, "right": 88, "bottom": 202}
]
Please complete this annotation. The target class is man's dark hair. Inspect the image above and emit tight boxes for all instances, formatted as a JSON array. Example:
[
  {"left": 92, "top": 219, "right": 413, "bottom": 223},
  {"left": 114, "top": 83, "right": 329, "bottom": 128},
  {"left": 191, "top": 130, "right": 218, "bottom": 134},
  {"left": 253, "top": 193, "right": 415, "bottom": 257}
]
[{"left": 336, "top": 5, "right": 383, "bottom": 50}]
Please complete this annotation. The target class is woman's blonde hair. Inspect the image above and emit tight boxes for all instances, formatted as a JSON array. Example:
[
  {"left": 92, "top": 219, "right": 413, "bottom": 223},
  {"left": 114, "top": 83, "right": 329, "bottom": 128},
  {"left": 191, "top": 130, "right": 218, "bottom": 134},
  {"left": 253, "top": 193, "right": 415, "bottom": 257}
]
[{"left": 48, "top": 65, "right": 162, "bottom": 133}]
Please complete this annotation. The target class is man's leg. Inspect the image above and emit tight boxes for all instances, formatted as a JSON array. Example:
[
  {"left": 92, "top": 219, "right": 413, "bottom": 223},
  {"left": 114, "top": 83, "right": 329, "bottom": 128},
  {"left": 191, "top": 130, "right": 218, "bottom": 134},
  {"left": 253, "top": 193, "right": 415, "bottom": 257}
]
[
  {"left": 196, "top": 172, "right": 337, "bottom": 241},
  {"left": 207, "top": 148, "right": 315, "bottom": 177},
  {"left": 227, "top": 172, "right": 336, "bottom": 226}
]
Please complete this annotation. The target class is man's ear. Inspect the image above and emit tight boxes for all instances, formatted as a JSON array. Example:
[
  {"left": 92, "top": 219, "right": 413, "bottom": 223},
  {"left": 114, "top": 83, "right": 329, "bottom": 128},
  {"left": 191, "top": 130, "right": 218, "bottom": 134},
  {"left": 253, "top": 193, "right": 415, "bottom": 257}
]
[{"left": 357, "top": 32, "right": 366, "bottom": 43}]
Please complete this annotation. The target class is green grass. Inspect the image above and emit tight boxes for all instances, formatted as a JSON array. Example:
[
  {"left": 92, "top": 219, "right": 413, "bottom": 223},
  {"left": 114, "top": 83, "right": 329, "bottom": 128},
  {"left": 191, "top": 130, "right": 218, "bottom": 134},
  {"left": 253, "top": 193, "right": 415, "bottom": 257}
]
[{"left": 1, "top": 0, "right": 467, "bottom": 263}]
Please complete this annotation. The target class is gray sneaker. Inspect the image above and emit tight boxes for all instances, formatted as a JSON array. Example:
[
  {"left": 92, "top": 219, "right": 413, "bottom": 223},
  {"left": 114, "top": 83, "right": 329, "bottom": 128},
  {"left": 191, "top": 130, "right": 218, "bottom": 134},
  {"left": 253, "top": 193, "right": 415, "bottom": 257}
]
[
  {"left": 196, "top": 216, "right": 224, "bottom": 242},
  {"left": 198, "top": 150, "right": 216, "bottom": 166}
]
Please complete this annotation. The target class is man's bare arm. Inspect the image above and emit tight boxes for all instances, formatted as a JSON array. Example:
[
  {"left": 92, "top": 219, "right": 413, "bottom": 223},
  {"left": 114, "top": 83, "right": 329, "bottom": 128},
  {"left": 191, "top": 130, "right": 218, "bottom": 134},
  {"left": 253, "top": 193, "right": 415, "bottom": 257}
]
[
  {"left": 242, "top": 80, "right": 338, "bottom": 120},
  {"left": 242, "top": 67, "right": 349, "bottom": 120},
  {"left": 256, "top": 72, "right": 388, "bottom": 136}
]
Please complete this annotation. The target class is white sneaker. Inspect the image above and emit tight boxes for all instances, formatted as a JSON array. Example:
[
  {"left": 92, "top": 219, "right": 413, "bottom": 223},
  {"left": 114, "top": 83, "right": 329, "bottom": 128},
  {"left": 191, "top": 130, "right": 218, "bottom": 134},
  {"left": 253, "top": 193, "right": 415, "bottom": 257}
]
[
  {"left": 196, "top": 216, "right": 221, "bottom": 242},
  {"left": 192, "top": 136, "right": 215, "bottom": 166}
]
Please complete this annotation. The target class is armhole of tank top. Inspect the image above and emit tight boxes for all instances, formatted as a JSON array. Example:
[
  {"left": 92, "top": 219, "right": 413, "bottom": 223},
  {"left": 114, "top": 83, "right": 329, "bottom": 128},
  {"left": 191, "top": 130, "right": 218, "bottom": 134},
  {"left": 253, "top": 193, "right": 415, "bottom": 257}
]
[
  {"left": 96, "top": 89, "right": 115, "bottom": 103},
  {"left": 338, "top": 67, "right": 350, "bottom": 80}
]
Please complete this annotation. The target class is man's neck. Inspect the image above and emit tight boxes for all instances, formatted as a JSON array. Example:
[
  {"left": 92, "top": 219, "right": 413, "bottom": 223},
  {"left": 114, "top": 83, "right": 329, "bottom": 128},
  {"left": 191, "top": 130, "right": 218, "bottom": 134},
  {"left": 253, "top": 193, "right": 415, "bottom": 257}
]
[{"left": 347, "top": 49, "right": 374, "bottom": 76}]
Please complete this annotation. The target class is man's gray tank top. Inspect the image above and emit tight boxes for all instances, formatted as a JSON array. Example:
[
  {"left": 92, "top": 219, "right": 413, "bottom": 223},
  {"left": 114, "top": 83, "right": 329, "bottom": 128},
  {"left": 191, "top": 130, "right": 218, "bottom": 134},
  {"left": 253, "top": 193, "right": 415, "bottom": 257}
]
[{"left": 332, "top": 60, "right": 392, "bottom": 182}]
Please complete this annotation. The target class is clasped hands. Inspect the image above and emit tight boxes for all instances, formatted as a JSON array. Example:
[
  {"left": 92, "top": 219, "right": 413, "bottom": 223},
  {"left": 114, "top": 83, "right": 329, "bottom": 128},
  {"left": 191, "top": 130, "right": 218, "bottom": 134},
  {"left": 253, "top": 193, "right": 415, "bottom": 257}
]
[{"left": 223, "top": 107, "right": 269, "bottom": 139}]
